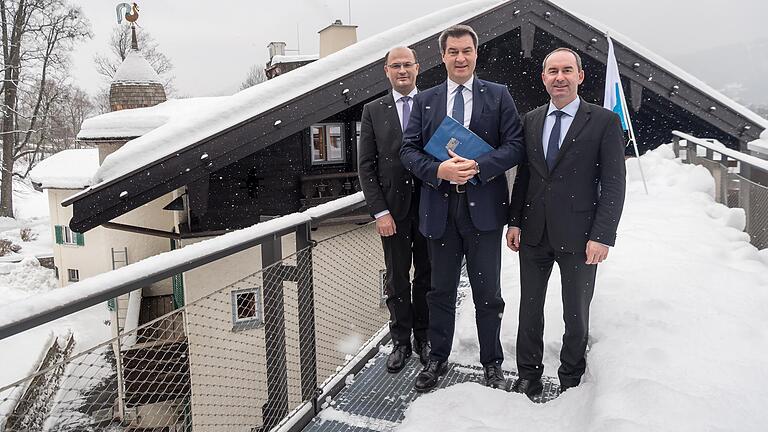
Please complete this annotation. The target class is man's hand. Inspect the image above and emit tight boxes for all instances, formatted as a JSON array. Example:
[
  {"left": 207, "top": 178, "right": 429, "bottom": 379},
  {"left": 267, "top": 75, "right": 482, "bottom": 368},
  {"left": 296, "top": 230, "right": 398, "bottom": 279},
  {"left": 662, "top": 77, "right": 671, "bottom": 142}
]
[
  {"left": 585, "top": 240, "right": 609, "bottom": 265},
  {"left": 437, "top": 150, "right": 478, "bottom": 184},
  {"left": 506, "top": 227, "right": 521, "bottom": 252},
  {"left": 376, "top": 214, "right": 397, "bottom": 237}
]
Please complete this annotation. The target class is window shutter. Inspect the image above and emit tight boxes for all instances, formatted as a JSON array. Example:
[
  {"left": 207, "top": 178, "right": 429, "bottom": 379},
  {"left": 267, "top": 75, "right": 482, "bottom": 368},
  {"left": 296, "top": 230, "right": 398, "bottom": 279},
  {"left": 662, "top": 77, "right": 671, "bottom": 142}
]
[
  {"left": 54, "top": 226, "right": 63, "bottom": 244},
  {"left": 75, "top": 232, "right": 85, "bottom": 246},
  {"left": 172, "top": 274, "right": 185, "bottom": 309},
  {"left": 170, "top": 239, "right": 184, "bottom": 308}
]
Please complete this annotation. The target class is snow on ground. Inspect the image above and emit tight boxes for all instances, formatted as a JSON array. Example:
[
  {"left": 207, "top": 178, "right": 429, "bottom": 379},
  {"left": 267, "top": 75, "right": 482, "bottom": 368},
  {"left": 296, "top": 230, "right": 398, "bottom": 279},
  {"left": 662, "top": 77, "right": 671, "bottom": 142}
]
[
  {"left": 399, "top": 145, "right": 768, "bottom": 432},
  {"left": 0, "top": 180, "right": 52, "bottom": 263},
  {"left": 0, "top": 178, "right": 110, "bottom": 402}
]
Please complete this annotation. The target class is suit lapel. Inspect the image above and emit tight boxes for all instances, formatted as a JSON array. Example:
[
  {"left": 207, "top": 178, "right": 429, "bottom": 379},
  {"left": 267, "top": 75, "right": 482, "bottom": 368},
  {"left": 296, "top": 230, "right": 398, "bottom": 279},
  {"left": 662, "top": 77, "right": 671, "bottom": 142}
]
[
  {"left": 529, "top": 105, "right": 549, "bottom": 177},
  {"left": 552, "top": 99, "right": 591, "bottom": 171},
  {"left": 381, "top": 93, "right": 402, "bottom": 139},
  {"left": 468, "top": 78, "right": 485, "bottom": 131},
  {"left": 435, "top": 82, "right": 447, "bottom": 124}
]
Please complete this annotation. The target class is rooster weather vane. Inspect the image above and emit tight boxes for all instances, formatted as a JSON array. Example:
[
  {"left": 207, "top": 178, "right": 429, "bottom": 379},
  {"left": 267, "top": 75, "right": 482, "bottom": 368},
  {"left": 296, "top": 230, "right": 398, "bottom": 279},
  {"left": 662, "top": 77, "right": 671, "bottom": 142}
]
[{"left": 116, "top": 2, "right": 139, "bottom": 25}]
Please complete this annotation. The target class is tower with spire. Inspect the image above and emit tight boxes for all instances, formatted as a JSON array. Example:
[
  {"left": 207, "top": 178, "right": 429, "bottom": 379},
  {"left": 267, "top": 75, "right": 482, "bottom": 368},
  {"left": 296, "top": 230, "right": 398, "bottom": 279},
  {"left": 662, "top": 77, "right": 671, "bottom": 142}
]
[{"left": 109, "top": 25, "right": 166, "bottom": 111}]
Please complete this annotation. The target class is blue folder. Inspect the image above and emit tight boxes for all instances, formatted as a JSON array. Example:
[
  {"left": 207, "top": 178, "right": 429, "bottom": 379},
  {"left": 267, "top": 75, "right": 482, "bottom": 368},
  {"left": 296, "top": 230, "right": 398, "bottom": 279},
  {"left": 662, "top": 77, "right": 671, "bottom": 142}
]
[{"left": 424, "top": 116, "right": 494, "bottom": 184}]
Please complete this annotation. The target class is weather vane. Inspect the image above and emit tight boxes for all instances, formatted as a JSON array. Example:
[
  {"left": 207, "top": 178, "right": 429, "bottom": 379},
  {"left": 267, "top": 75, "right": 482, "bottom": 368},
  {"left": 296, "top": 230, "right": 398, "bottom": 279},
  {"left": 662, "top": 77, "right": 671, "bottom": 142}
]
[{"left": 116, "top": 2, "right": 139, "bottom": 25}]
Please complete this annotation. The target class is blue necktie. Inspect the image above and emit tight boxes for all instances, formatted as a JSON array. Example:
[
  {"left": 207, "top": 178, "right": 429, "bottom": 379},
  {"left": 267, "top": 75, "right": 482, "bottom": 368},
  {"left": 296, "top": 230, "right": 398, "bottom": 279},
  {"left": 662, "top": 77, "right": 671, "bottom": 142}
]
[
  {"left": 452, "top": 85, "right": 465, "bottom": 125},
  {"left": 400, "top": 96, "right": 411, "bottom": 132},
  {"left": 546, "top": 110, "right": 565, "bottom": 171}
]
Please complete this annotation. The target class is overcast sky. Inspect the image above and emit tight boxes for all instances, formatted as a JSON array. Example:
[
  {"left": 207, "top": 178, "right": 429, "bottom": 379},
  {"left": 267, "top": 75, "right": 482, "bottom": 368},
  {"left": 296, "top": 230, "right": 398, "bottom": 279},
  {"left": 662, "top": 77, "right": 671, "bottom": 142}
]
[{"left": 69, "top": 0, "right": 767, "bottom": 98}]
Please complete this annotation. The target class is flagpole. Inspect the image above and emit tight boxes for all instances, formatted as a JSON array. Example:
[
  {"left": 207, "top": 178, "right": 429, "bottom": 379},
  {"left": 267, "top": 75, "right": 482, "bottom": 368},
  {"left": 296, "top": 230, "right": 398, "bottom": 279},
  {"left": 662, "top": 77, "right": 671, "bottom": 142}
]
[{"left": 607, "top": 35, "right": 648, "bottom": 194}]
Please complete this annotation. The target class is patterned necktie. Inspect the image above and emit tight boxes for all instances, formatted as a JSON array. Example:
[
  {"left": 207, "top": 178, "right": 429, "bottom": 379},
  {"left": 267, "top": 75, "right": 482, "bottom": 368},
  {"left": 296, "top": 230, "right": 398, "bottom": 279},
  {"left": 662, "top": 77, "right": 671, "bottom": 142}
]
[
  {"left": 400, "top": 96, "right": 411, "bottom": 132},
  {"left": 546, "top": 110, "right": 565, "bottom": 171},
  {"left": 452, "top": 85, "right": 465, "bottom": 124}
]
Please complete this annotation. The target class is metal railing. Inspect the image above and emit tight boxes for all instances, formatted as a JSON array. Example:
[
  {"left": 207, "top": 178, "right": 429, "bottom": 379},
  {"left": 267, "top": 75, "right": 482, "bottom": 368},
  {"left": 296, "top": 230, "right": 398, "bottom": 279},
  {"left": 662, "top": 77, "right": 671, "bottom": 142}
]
[
  {"left": 0, "top": 193, "right": 392, "bottom": 432},
  {"left": 672, "top": 131, "right": 768, "bottom": 249}
]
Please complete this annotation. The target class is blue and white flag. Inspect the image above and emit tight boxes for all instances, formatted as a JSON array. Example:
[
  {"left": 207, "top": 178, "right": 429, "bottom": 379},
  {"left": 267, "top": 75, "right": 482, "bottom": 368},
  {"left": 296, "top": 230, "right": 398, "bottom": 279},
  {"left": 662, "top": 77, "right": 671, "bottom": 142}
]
[{"left": 603, "top": 36, "right": 628, "bottom": 131}]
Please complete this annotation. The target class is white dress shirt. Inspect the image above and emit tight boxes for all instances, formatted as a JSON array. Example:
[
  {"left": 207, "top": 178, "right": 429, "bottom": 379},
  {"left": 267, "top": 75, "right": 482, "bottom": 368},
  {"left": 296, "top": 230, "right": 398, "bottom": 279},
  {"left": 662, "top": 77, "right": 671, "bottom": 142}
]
[
  {"left": 542, "top": 97, "right": 580, "bottom": 158},
  {"left": 393, "top": 87, "right": 418, "bottom": 131},
  {"left": 446, "top": 76, "right": 473, "bottom": 128}
]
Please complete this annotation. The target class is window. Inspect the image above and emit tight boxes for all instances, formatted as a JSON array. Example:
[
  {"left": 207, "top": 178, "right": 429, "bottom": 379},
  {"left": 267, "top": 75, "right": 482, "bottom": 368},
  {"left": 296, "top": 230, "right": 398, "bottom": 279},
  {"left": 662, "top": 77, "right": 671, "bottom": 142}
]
[
  {"left": 231, "top": 287, "right": 264, "bottom": 330},
  {"left": 355, "top": 121, "right": 362, "bottom": 150},
  {"left": 68, "top": 269, "right": 80, "bottom": 282},
  {"left": 311, "top": 123, "right": 345, "bottom": 164},
  {"left": 55, "top": 225, "right": 84, "bottom": 246}
]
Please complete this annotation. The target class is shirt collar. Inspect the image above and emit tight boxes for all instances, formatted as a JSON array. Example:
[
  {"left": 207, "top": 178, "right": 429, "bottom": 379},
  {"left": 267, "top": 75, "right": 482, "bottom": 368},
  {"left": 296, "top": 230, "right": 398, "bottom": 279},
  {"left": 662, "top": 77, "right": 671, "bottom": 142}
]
[
  {"left": 546, "top": 97, "right": 580, "bottom": 117},
  {"left": 393, "top": 87, "right": 418, "bottom": 101},
  {"left": 447, "top": 76, "right": 474, "bottom": 95}
]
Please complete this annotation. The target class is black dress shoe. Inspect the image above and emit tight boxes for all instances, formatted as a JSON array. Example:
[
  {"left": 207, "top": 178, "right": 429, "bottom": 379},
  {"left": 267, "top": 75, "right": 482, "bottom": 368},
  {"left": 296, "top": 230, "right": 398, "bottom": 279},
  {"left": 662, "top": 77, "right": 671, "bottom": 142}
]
[
  {"left": 510, "top": 377, "right": 543, "bottom": 399},
  {"left": 483, "top": 363, "right": 506, "bottom": 389},
  {"left": 413, "top": 339, "right": 430, "bottom": 366},
  {"left": 414, "top": 360, "right": 447, "bottom": 392},
  {"left": 559, "top": 383, "right": 577, "bottom": 393},
  {"left": 386, "top": 344, "right": 411, "bottom": 373}
]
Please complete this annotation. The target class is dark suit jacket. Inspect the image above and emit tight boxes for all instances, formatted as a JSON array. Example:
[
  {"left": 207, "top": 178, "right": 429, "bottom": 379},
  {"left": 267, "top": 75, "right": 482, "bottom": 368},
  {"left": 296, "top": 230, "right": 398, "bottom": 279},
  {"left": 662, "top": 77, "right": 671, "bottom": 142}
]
[
  {"left": 358, "top": 93, "right": 417, "bottom": 220},
  {"left": 508, "top": 99, "right": 626, "bottom": 253},
  {"left": 399, "top": 78, "right": 525, "bottom": 239}
]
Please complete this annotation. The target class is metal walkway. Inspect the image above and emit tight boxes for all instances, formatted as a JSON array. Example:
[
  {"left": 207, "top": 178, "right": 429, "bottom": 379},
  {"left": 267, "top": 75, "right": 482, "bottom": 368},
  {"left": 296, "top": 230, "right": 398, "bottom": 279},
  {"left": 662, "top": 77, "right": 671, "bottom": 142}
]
[{"left": 303, "top": 351, "right": 561, "bottom": 432}]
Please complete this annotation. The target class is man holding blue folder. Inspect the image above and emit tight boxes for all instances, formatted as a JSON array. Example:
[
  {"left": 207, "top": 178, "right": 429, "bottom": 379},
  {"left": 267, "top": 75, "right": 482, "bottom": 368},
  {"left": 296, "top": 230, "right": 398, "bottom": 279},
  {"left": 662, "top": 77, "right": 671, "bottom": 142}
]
[{"left": 400, "top": 24, "right": 525, "bottom": 392}]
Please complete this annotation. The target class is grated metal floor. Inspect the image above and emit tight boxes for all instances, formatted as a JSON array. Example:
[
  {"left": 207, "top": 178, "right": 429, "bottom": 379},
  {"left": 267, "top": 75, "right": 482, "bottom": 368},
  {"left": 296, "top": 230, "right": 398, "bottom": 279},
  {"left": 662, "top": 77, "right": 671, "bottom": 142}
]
[{"left": 303, "top": 351, "right": 561, "bottom": 432}]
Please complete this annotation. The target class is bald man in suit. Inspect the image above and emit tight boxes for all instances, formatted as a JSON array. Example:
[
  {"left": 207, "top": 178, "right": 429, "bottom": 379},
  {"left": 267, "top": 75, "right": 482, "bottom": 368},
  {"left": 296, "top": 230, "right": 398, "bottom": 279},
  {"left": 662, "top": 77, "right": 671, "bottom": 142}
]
[{"left": 358, "top": 46, "right": 431, "bottom": 373}]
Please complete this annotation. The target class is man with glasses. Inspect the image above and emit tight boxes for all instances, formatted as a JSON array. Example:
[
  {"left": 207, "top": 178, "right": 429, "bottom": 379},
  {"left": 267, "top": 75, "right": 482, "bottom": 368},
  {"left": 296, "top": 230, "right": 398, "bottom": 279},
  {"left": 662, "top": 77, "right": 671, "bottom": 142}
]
[
  {"left": 400, "top": 25, "right": 525, "bottom": 392},
  {"left": 358, "top": 46, "right": 431, "bottom": 373}
]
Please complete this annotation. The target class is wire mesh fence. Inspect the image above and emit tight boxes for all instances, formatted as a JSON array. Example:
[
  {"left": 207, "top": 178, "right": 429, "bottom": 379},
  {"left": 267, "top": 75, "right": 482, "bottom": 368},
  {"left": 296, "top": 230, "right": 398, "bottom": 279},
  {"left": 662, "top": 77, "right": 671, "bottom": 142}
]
[
  {"left": 736, "top": 175, "right": 768, "bottom": 250},
  {"left": 0, "top": 221, "right": 386, "bottom": 432},
  {"left": 674, "top": 135, "right": 768, "bottom": 250}
]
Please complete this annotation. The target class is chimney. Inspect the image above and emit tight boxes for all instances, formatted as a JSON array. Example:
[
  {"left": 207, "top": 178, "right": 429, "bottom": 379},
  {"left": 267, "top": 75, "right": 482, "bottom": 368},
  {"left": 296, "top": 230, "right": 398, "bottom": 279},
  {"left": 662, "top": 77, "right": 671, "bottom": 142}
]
[
  {"left": 267, "top": 41, "right": 286, "bottom": 61},
  {"left": 318, "top": 19, "right": 358, "bottom": 58}
]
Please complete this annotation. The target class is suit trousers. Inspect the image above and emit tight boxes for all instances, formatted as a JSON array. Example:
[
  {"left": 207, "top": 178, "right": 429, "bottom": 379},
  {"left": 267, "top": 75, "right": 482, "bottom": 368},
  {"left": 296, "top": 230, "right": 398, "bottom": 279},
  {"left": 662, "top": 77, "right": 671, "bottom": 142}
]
[
  {"left": 427, "top": 190, "right": 504, "bottom": 365},
  {"left": 516, "top": 229, "right": 597, "bottom": 387},
  {"left": 381, "top": 207, "right": 431, "bottom": 346}
]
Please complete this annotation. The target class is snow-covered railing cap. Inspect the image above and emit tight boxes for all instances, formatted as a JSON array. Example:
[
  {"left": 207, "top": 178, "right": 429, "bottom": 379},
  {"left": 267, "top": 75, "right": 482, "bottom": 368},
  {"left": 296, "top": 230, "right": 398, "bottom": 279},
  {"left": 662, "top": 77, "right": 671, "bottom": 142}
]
[
  {"left": 673, "top": 131, "right": 768, "bottom": 174},
  {"left": 0, "top": 193, "right": 366, "bottom": 341}
]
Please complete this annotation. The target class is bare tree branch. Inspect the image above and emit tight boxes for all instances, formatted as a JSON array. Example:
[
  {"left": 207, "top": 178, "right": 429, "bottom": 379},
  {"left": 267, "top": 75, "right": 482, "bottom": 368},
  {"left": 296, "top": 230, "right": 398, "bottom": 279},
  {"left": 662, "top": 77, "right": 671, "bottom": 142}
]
[{"left": 240, "top": 64, "right": 267, "bottom": 90}]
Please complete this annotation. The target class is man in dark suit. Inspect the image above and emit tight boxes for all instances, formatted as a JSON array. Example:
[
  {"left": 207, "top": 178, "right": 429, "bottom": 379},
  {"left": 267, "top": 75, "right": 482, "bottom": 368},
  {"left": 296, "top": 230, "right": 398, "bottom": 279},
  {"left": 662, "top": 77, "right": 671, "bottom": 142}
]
[
  {"left": 400, "top": 25, "right": 525, "bottom": 392},
  {"left": 507, "top": 48, "right": 626, "bottom": 399},
  {"left": 358, "top": 46, "right": 431, "bottom": 373}
]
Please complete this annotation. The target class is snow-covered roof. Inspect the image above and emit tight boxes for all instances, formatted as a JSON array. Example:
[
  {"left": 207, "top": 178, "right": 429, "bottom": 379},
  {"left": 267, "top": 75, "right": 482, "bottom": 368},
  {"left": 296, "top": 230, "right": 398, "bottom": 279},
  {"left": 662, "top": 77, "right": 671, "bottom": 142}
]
[
  {"left": 88, "top": 0, "right": 503, "bottom": 185},
  {"left": 565, "top": 6, "right": 768, "bottom": 130},
  {"left": 270, "top": 54, "right": 319, "bottom": 65},
  {"left": 112, "top": 49, "right": 162, "bottom": 84},
  {"left": 77, "top": 0, "right": 767, "bottom": 196},
  {"left": 29, "top": 149, "right": 100, "bottom": 190},
  {"left": 77, "top": 97, "right": 228, "bottom": 140}
]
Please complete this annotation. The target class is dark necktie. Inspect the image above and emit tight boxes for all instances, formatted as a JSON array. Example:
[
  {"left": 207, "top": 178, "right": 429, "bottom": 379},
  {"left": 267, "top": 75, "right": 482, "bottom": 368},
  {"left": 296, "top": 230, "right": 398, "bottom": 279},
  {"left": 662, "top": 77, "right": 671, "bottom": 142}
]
[
  {"left": 400, "top": 96, "right": 411, "bottom": 132},
  {"left": 452, "top": 85, "right": 465, "bottom": 124},
  {"left": 546, "top": 110, "right": 565, "bottom": 171}
]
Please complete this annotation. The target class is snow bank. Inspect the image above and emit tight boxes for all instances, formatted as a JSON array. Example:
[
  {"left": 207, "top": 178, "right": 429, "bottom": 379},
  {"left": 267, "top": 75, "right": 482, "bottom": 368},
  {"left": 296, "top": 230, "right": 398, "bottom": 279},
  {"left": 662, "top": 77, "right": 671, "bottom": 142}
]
[{"left": 400, "top": 145, "right": 768, "bottom": 432}]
